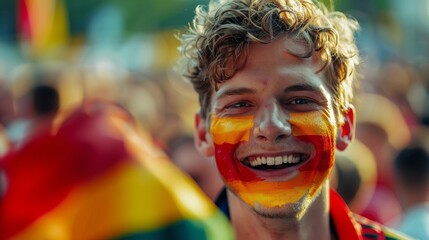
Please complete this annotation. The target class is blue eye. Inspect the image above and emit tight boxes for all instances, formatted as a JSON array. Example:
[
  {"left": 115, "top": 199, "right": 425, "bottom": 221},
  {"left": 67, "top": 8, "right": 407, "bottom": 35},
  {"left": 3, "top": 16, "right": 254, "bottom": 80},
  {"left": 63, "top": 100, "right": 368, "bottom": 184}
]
[
  {"left": 220, "top": 101, "right": 254, "bottom": 116},
  {"left": 290, "top": 98, "right": 313, "bottom": 105},
  {"left": 284, "top": 97, "right": 322, "bottom": 112},
  {"left": 228, "top": 101, "right": 251, "bottom": 108}
]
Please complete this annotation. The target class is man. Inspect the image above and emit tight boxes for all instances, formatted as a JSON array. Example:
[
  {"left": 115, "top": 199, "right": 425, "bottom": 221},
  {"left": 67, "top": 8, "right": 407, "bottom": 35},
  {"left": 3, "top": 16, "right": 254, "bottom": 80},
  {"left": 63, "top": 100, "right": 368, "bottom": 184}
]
[
  {"left": 178, "top": 0, "right": 410, "bottom": 239},
  {"left": 0, "top": 100, "right": 233, "bottom": 239},
  {"left": 393, "top": 144, "right": 429, "bottom": 239},
  {"left": 16, "top": 84, "right": 60, "bottom": 147}
]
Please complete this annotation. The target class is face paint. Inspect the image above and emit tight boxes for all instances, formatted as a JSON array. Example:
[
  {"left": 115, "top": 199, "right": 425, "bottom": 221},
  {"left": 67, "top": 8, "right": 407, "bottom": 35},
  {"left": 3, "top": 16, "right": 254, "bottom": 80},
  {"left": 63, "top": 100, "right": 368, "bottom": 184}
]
[{"left": 210, "top": 110, "right": 336, "bottom": 208}]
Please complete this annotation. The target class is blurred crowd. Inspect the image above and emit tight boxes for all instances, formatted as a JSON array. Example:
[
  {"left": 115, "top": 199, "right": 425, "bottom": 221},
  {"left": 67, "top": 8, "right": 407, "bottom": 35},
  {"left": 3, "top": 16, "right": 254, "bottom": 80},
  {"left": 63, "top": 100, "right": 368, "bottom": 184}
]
[
  {"left": 0, "top": 66, "right": 234, "bottom": 239},
  {"left": 0, "top": 0, "right": 429, "bottom": 239}
]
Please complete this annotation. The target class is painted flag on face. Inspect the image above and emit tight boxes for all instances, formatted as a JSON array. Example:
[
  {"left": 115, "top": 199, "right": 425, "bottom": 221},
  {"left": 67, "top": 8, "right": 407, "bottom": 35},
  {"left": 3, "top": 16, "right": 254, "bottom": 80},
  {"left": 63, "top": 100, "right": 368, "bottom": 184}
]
[
  {"left": 0, "top": 100, "right": 233, "bottom": 240},
  {"left": 211, "top": 111, "right": 336, "bottom": 208}
]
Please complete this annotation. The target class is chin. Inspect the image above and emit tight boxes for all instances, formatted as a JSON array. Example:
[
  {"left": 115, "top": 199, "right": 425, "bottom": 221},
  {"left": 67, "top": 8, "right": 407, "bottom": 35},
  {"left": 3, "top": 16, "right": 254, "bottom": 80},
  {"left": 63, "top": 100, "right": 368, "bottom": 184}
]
[{"left": 251, "top": 191, "right": 315, "bottom": 220}]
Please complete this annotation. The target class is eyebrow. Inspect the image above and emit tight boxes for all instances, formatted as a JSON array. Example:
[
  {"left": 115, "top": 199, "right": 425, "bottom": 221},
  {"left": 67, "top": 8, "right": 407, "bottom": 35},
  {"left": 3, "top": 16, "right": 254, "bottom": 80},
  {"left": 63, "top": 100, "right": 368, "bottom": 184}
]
[
  {"left": 215, "top": 83, "right": 324, "bottom": 100},
  {"left": 283, "top": 83, "right": 323, "bottom": 94},
  {"left": 215, "top": 87, "right": 256, "bottom": 100}
]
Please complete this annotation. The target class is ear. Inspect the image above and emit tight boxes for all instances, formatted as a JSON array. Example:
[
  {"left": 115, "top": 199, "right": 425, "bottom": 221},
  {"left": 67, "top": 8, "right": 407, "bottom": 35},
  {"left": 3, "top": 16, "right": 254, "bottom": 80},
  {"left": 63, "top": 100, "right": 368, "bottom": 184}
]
[
  {"left": 194, "top": 113, "right": 215, "bottom": 157},
  {"left": 336, "top": 106, "right": 355, "bottom": 151}
]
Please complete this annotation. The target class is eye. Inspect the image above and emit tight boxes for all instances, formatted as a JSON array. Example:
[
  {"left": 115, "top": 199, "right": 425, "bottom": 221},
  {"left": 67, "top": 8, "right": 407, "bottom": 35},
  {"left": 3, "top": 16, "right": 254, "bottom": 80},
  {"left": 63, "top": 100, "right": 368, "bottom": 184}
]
[
  {"left": 227, "top": 101, "right": 251, "bottom": 109},
  {"left": 218, "top": 101, "right": 254, "bottom": 116},
  {"left": 289, "top": 98, "right": 314, "bottom": 105},
  {"left": 284, "top": 97, "right": 321, "bottom": 112}
]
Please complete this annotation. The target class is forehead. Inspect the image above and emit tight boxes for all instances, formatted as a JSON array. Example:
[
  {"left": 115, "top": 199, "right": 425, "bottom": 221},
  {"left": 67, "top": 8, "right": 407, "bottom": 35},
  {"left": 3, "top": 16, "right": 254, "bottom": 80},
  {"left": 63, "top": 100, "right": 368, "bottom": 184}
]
[
  {"left": 214, "top": 36, "right": 327, "bottom": 92},
  {"left": 245, "top": 35, "right": 323, "bottom": 73}
]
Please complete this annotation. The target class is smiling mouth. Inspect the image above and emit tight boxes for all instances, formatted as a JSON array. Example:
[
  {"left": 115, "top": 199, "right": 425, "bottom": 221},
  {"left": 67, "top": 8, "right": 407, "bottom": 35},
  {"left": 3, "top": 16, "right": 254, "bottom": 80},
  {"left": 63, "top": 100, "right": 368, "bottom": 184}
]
[{"left": 243, "top": 154, "right": 309, "bottom": 170}]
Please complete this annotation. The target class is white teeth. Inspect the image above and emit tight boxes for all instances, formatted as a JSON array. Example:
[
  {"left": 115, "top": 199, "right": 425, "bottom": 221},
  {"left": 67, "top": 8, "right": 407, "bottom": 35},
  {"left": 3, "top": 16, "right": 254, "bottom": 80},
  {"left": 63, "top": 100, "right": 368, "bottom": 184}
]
[
  {"left": 292, "top": 155, "right": 297, "bottom": 163},
  {"left": 248, "top": 154, "right": 303, "bottom": 167},
  {"left": 275, "top": 156, "right": 282, "bottom": 165},
  {"left": 267, "top": 157, "right": 275, "bottom": 166},
  {"left": 283, "top": 156, "right": 289, "bottom": 164}
]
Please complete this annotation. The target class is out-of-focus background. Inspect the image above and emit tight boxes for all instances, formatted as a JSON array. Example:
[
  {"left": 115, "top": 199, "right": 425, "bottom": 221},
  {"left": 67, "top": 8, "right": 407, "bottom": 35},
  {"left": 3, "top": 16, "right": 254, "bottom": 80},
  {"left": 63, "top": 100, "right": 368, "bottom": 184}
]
[
  {"left": 0, "top": 0, "right": 428, "bottom": 147},
  {"left": 0, "top": 0, "right": 429, "bottom": 236},
  {"left": 0, "top": 0, "right": 209, "bottom": 147}
]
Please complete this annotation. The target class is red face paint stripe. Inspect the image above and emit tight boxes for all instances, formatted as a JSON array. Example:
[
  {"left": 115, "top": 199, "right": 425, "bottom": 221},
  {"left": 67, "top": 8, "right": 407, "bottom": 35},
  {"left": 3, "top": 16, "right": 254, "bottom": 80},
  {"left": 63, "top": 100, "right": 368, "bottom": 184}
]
[
  {"left": 214, "top": 134, "right": 333, "bottom": 182},
  {"left": 214, "top": 142, "right": 263, "bottom": 182},
  {"left": 296, "top": 135, "right": 334, "bottom": 170}
]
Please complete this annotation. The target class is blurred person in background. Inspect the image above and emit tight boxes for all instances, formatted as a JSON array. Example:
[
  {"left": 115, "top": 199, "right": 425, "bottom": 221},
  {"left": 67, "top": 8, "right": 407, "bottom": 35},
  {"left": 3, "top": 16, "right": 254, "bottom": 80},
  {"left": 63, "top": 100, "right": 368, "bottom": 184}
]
[
  {"left": 355, "top": 93, "right": 411, "bottom": 226},
  {"left": 330, "top": 139, "right": 377, "bottom": 215},
  {"left": 168, "top": 134, "right": 224, "bottom": 200},
  {"left": 177, "top": 0, "right": 410, "bottom": 238},
  {"left": 331, "top": 155, "right": 362, "bottom": 203},
  {"left": 373, "top": 60, "right": 421, "bottom": 128},
  {"left": 4, "top": 63, "right": 63, "bottom": 149},
  {"left": 13, "top": 84, "right": 60, "bottom": 148},
  {"left": 331, "top": 139, "right": 377, "bottom": 214},
  {"left": 393, "top": 143, "right": 429, "bottom": 239},
  {"left": 0, "top": 100, "right": 233, "bottom": 239},
  {"left": 415, "top": 63, "right": 429, "bottom": 127}
]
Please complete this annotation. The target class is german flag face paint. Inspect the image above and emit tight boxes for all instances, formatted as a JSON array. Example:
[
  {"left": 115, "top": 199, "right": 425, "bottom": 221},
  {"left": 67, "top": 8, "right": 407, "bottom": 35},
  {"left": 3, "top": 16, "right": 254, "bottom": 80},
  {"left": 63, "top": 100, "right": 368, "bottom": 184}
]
[{"left": 210, "top": 110, "right": 336, "bottom": 208}]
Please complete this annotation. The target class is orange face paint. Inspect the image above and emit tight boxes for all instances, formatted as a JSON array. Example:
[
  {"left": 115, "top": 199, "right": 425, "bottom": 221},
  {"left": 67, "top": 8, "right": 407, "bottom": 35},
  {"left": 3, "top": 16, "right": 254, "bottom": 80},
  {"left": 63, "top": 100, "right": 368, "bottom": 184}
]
[{"left": 210, "top": 111, "right": 336, "bottom": 208}]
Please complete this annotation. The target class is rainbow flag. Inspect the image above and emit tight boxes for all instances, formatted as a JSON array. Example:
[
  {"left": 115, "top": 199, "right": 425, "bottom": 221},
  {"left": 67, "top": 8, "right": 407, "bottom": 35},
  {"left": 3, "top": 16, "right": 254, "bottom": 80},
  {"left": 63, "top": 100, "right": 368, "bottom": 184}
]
[{"left": 0, "top": 101, "right": 233, "bottom": 239}]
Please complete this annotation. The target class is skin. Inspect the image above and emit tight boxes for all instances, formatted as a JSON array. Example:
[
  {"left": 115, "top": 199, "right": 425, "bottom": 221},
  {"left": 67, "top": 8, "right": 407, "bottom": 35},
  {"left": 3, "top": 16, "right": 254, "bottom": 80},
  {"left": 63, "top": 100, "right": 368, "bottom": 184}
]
[{"left": 196, "top": 35, "right": 354, "bottom": 240}]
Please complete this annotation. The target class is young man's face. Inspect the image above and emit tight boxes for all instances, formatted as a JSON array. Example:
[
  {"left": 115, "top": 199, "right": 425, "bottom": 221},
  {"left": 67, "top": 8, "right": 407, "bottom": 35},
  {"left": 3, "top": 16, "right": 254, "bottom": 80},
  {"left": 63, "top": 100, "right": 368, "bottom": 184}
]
[{"left": 196, "top": 36, "right": 354, "bottom": 217}]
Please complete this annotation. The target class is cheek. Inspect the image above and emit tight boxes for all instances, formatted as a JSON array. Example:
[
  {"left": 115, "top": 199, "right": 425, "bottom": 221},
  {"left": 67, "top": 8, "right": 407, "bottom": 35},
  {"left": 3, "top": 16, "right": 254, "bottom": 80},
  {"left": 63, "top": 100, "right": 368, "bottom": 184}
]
[
  {"left": 290, "top": 111, "right": 336, "bottom": 171},
  {"left": 210, "top": 115, "right": 256, "bottom": 181},
  {"left": 210, "top": 115, "right": 254, "bottom": 145}
]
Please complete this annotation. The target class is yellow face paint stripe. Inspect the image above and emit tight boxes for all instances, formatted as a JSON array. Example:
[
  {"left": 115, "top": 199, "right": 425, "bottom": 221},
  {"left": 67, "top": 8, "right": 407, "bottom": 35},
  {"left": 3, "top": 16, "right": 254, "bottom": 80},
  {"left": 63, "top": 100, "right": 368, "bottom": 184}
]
[
  {"left": 211, "top": 115, "right": 254, "bottom": 145},
  {"left": 210, "top": 112, "right": 334, "bottom": 145},
  {"left": 227, "top": 169, "right": 330, "bottom": 207},
  {"left": 290, "top": 112, "right": 334, "bottom": 136}
]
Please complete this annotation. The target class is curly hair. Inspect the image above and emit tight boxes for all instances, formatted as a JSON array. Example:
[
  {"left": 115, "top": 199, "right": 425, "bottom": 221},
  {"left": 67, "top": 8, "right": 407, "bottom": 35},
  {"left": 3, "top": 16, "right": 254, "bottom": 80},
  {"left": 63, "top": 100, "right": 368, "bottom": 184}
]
[{"left": 177, "top": 0, "right": 360, "bottom": 121}]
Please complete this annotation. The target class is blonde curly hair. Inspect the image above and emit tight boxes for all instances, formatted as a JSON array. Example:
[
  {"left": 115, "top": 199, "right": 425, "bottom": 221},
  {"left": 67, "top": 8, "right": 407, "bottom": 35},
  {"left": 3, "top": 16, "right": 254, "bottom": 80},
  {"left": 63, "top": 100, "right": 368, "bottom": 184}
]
[{"left": 177, "top": 0, "right": 360, "bottom": 121}]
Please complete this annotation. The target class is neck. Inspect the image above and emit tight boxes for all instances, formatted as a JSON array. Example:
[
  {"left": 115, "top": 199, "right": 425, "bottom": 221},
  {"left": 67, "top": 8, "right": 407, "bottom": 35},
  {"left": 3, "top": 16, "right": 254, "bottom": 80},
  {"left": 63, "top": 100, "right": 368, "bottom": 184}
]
[{"left": 228, "top": 184, "right": 332, "bottom": 240}]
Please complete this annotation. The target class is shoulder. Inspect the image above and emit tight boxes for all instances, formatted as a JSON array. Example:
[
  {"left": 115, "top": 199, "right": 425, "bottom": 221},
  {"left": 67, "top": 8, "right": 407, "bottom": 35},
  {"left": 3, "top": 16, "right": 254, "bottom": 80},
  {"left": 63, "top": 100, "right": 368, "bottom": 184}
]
[
  {"left": 329, "top": 189, "right": 412, "bottom": 240},
  {"left": 353, "top": 214, "right": 415, "bottom": 240}
]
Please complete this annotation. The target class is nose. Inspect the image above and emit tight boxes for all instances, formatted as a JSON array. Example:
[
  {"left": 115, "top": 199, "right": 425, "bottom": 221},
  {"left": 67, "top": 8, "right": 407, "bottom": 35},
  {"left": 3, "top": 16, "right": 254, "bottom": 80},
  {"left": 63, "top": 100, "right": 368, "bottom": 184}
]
[{"left": 253, "top": 101, "right": 292, "bottom": 142}]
